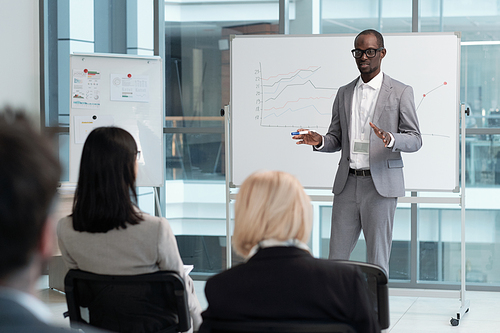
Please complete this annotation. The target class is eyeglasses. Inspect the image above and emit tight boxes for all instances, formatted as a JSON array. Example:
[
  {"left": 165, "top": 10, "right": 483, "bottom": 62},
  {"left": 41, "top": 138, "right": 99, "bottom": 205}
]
[{"left": 351, "top": 47, "right": 384, "bottom": 59}]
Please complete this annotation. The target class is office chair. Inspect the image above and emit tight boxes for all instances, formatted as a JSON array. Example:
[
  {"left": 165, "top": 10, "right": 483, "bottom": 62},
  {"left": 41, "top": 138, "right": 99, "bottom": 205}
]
[
  {"left": 64, "top": 269, "right": 191, "bottom": 333},
  {"left": 333, "top": 260, "right": 390, "bottom": 330},
  {"left": 200, "top": 319, "right": 356, "bottom": 333}
]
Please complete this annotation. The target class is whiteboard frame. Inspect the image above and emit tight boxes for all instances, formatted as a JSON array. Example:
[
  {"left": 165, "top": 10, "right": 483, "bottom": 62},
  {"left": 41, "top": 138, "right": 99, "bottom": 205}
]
[
  {"left": 229, "top": 32, "right": 461, "bottom": 193},
  {"left": 69, "top": 52, "right": 164, "bottom": 187}
]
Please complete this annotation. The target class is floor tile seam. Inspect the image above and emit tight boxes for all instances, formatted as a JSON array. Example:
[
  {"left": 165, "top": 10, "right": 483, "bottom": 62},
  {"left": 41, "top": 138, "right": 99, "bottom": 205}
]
[{"left": 387, "top": 296, "right": 420, "bottom": 331}]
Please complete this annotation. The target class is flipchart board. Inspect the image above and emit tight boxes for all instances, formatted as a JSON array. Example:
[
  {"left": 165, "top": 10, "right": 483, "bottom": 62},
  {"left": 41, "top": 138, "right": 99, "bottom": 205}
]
[
  {"left": 230, "top": 33, "right": 460, "bottom": 192},
  {"left": 69, "top": 53, "right": 164, "bottom": 187}
]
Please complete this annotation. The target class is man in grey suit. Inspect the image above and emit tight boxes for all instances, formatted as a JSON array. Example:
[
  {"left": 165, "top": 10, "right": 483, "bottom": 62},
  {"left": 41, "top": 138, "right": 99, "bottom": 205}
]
[
  {"left": 0, "top": 108, "right": 65, "bottom": 332},
  {"left": 294, "top": 29, "right": 422, "bottom": 274}
]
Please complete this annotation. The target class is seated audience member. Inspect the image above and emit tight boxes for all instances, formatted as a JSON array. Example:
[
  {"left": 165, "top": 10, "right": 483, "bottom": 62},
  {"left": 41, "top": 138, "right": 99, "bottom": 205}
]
[
  {"left": 0, "top": 109, "right": 66, "bottom": 332},
  {"left": 57, "top": 127, "right": 202, "bottom": 332},
  {"left": 199, "top": 171, "right": 380, "bottom": 333}
]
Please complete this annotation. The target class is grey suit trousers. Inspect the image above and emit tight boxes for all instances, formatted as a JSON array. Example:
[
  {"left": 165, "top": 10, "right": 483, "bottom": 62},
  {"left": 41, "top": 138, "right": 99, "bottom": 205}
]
[{"left": 329, "top": 173, "right": 397, "bottom": 274}]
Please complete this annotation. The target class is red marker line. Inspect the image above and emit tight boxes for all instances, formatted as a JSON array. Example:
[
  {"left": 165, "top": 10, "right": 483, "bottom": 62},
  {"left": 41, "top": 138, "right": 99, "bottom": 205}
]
[{"left": 416, "top": 81, "right": 448, "bottom": 111}]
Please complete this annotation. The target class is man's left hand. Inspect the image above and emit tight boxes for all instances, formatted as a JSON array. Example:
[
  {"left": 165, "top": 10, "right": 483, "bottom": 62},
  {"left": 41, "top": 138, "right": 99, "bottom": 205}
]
[{"left": 370, "top": 122, "right": 391, "bottom": 147}]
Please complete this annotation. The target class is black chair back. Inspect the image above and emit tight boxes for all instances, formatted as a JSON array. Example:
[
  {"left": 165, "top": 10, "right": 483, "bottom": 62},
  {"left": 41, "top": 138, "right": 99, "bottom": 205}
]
[
  {"left": 200, "top": 319, "right": 356, "bottom": 333},
  {"left": 64, "top": 269, "right": 191, "bottom": 333},
  {"left": 333, "top": 260, "right": 390, "bottom": 330}
]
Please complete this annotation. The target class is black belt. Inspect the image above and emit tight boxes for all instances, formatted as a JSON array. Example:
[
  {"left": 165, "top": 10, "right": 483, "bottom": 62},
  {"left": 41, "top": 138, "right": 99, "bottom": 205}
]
[{"left": 349, "top": 168, "right": 371, "bottom": 176}]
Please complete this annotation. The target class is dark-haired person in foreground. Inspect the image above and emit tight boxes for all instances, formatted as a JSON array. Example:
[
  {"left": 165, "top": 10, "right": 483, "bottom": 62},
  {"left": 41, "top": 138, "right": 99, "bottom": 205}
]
[
  {"left": 293, "top": 29, "right": 421, "bottom": 274},
  {"left": 0, "top": 108, "right": 65, "bottom": 332},
  {"left": 199, "top": 171, "right": 379, "bottom": 333},
  {"left": 57, "top": 127, "right": 202, "bottom": 332}
]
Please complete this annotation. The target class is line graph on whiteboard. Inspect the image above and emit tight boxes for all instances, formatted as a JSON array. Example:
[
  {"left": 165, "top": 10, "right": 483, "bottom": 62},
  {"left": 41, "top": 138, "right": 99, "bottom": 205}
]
[
  {"left": 416, "top": 81, "right": 448, "bottom": 111},
  {"left": 255, "top": 63, "right": 337, "bottom": 128},
  {"left": 414, "top": 80, "right": 451, "bottom": 139},
  {"left": 252, "top": 62, "right": 452, "bottom": 139}
]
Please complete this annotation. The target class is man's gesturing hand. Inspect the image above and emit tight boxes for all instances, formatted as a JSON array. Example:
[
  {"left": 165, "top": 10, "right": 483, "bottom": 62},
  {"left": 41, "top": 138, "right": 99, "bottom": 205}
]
[
  {"left": 292, "top": 128, "right": 322, "bottom": 146},
  {"left": 370, "top": 122, "right": 391, "bottom": 147}
]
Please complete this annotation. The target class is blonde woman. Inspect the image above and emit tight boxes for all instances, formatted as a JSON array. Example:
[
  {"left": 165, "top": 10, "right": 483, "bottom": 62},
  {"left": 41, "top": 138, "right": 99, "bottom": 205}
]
[{"left": 199, "top": 171, "right": 379, "bottom": 333}]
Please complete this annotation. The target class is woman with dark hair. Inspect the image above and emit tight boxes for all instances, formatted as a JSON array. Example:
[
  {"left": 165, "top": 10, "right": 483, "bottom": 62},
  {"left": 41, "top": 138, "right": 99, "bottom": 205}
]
[{"left": 57, "top": 127, "right": 202, "bottom": 332}]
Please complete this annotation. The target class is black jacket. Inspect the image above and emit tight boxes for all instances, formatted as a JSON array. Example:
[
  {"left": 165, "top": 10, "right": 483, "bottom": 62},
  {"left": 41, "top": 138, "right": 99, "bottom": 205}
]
[{"left": 200, "top": 246, "right": 380, "bottom": 333}]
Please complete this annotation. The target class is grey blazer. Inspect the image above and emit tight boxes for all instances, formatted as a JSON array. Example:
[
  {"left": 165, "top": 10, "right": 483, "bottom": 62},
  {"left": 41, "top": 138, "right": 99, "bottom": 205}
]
[
  {"left": 315, "top": 74, "right": 422, "bottom": 198},
  {"left": 57, "top": 212, "right": 202, "bottom": 331},
  {"left": 0, "top": 297, "right": 68, "bottom": 333}
]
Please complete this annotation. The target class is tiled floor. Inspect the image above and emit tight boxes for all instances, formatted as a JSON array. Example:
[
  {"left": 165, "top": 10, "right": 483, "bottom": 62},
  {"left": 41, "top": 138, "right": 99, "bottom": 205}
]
[
  {"left": 387, "top": 291, "right": 500, "bottom": 332},
  {"left": 38, "top": 276, "right": 500, "bottom": 332}
]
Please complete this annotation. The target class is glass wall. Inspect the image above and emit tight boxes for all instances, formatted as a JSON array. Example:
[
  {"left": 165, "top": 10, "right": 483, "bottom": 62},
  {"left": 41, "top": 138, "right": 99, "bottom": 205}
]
[
  {"left": 424, "top": 0, "right": 500, "bottom": 287},
  {"left": 163, "top": 0, "right": 280, "bottom": 181},
  {"left": 321, "top": 0, "right": 413, "bottom": 34},
  {"left": 162, "top": 0, "right": 279, "bottom": 274},
  {"left": 43, "top": 0, "right": 500, "bottom": 288}
]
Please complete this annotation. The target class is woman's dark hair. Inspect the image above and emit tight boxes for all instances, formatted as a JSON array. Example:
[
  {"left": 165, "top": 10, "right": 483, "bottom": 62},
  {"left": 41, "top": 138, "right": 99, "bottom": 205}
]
[{"left": 72, "top": 127, "right": 142, "bottom": 232}]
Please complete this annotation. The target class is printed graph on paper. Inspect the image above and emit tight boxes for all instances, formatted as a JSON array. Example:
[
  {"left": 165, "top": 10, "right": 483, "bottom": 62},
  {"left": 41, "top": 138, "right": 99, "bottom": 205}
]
[{"left": 256, "top": 64, "right": 337, "bottom": 128}]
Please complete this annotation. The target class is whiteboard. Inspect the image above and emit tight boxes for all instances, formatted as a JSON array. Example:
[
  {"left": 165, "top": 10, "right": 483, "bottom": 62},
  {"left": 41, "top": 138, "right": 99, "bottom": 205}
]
[
  {"left": 69, "top": 53, "right": 164, "bottom": 187},
  {"left": 231, "top": 33, "right": 460, "bottom": 192}
]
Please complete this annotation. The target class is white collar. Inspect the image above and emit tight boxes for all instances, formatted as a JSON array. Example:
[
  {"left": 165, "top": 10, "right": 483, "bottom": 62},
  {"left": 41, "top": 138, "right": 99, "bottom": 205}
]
[
  {"left": 0, "top": 286, "right": 52, "bottom": 324},
  {"left": 247, "top": 238, "right": 311, "bottom": 260},
  {"left": 357, "top": 71, "right": 384, "bottom": 90}
]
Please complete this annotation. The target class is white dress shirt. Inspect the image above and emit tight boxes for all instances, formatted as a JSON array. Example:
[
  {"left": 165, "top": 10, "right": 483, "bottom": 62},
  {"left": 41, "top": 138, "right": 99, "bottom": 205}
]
[
  {"left": 349, "top": 72, "right": 384, "bottom": 170},
  {"left": 316, "top": 72, "right": 394, "bottom": 169},
  {"left": 246, "top": 238, "right": 311, "bottom": 260}
]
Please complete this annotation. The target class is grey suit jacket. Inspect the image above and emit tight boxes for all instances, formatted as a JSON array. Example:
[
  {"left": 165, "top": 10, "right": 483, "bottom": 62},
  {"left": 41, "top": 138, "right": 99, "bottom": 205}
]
[
  {"left": 0, "top": 297, "right": 68, "bottom": 333},
  {"left": 315, "top": 73, "right": 422, "bottom": 197},
  {"left": 0, "top": 294, "right": 110, "bottom": 333}
]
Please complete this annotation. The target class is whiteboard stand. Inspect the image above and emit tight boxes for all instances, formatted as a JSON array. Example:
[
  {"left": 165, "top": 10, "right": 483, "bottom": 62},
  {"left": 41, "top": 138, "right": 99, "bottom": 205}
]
[
  {"left": 450, "top": 103, "right": 470, "bottom": 326},
  {"left": 390, "top": 104, "right": 470, "bottom": 326},
  {"left": 154, "top": 187, "right": 162, "bottom": 218},
  {"left": 224, "top": 104, "right": 232, "bottom": 270},
  {"left": 223, "top": 102, "right": 472, "bottom": 326}
]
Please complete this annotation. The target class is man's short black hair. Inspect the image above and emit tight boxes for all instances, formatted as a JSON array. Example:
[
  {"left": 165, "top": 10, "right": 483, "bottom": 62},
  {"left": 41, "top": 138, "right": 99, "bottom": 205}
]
[
  {"left": 0, "top": 107, "right": 61, "bottom": 279},
  {"left": 355, "top": 29, "right": 385, "bottom": 49}
]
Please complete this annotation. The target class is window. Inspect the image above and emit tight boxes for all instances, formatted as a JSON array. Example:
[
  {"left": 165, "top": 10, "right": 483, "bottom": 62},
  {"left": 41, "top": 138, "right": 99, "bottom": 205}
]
[
  {"left": 42, "top": 0, "right": 500, "bottom": 288},
  {"left": 163, "top": 0, "right": 280, "bottom": 274}
]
